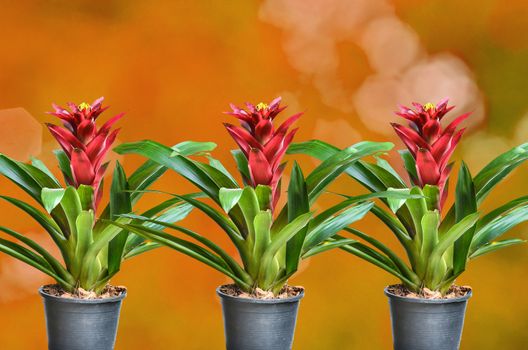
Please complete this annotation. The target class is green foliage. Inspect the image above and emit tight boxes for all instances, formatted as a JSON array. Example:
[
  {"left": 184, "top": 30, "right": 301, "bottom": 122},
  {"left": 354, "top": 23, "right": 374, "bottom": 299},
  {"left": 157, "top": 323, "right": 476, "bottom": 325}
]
[
  {"left": 288, "top": 140, "right": 528, "bottom": 294},
  {"left": 0, "top": 141, "right": 214, "bottom": 294},
  {"left": 113, "top": 140, "right": 394, "bottom": 293}
]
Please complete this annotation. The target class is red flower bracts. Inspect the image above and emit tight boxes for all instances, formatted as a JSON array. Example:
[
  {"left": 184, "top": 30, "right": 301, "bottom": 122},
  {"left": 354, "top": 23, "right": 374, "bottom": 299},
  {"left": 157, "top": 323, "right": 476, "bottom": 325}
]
[
  {"left": 392, "top": 99, "right": 470, "bottom": 208},
  {"left": 47, "top": 97, "right": 123, "bottom": 207},
  {"left": 224, "top": 97, "right": 302, "bottom": 209}
]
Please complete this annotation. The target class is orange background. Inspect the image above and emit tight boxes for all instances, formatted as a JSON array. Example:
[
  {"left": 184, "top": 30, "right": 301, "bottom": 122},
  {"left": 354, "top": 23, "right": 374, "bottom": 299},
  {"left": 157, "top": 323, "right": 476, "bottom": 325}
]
[{"left": 1, "top": 1, "right": 528, "bottom": 349}]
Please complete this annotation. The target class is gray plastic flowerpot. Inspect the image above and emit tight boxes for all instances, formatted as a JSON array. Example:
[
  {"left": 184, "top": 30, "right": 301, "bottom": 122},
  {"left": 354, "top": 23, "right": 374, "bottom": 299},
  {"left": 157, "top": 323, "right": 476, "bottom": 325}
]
[
  {"left": 385, "top": 287, "right": 472, "bottom": 350},
  {"left": 216, "top": 286, "right": 304, "bottom": 350},
  {"left": 39, "top": 287, "right": 126, "bottom": 350}
]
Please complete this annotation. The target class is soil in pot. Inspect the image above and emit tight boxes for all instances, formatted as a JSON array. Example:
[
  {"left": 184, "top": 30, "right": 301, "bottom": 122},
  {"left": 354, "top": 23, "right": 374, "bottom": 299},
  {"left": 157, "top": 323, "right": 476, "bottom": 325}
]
[
  {"left": 42, "top": 284, "right": 126, "bottom": 299},
  {"left": 219, "top": 283, "right": 303, "bottom": 299},
  {"left": 387, "top": 284, "right": 471, "bottom": 299}
]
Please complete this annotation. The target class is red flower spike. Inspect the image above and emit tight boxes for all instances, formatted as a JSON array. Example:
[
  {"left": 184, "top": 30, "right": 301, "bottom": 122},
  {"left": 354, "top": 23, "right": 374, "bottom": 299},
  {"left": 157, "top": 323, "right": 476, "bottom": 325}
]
[
  {"left": 46, "top": 97, "right": 122, "bottom": 209},
  {"left": 393, "top": 99, "right": 470, "bottom": 209},
  {"left": 225, "top": 97, "right": 302, "bottom": 210}
]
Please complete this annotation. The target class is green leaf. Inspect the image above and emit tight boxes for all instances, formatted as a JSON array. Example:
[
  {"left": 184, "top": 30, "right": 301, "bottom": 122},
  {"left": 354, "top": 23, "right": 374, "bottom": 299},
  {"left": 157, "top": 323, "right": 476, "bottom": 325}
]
[
  {"left": 303, "top": 202, "right": 374, "bottom": 253},
  {"left": 231, "top": 150, "right": 251, "bottom": 185},
  {"left": 0, "top": 239, "right": 72, "bottom": 289},
  {"left": 0, "top": 226, "right": 73, "bottom": 284},
  {"left": 41, "top": 188, "right": 66, "bottom": 214},
  {"left": 431, "top": 213, "right": 480, "bottom": 261},
  {"left": 314, "top": 190, "right": 419, "bottom": 228},
  {"left": 80, "top": 217, "right": 132, "bottom": 284},
  {"left": 114, "top": 140, "right": 222, "bottom": 201},
  {"left": 113, "top": 221, "right": 251, "bottom": 290},
  {"left": 422, "top": 185, "right": 440, "bottom": 211},
  {"left": 257, "top": 212, "right": 311, "bottom": 287},
  {"left": 123, "top": 200, "right": 194, "bottom": 255},
  {"left": 31, "top": 157, "right": 57, "bottom": 181},
  {"left": 286, "top": 163, "right": 310, "bottom": 275},
  {"left": 72, "top": 210, "right": 95, "bottom": 279},
  {"left": 236, "top": 187, "right": 261, "bottom": 239},
  {"left": 0, "top": 154, "right": 44, "bottom": 202},
  {"left": 362, "top": 162, "right": 407, "bottom": 189},
  {"left": 420, "top": 210, "right": 440, "bottom": 262},
  {"left": 252, "top": 210, "right": 272, "bottom": 268},
  {"left": 405, "top": 187, "right": 428, "bottom": 241},
  {"left": 338, "top": 240, "right": 418, "bottom": 289},
  {"left": 287, "top": 139, "right": 341, "bottom": 160},
  {"left": 18, "top": 162, "right": 62, "bottom": 190},
  {"left": 124, "top": 242, "right": 162, "bottom": 259},
  {"left": 170, "top": 140, "right": 217, "bottom": 157},
  {"left": 53, "top": 149, "right": 73, "bottom": 184},
  {"left": 108, "top": 161, "right": 132, "bottom": 276},
  {"left": 386, "top": 188, "right": 412, "bottom": 213},
  {"left": 303, "top": 141, "right": 394, "bottom": 203},
  {"left": 219, "top": 188, "right": 244, "bottom": 213},
  {"left": 371, "top": 205, "right": 412, "bottom": 245},
  {"left": 399, "top": 150, "right": 418, "bottom": 184},
  {"left": 122, "top": 214, "right": 251, "bottom": 283},
  {"left": 453, "top": 162, "right": 477, "bottom": 275},
  {"left": 469, "top": 239, "right": 526, "bottom": 259},
  {"left": 376, "top": 156, "right": 405, "bottom": 184},
  {"left": 264, "top": 213, "right": 312, "bottom": 264},
  {"left": 76, "top": 185, "right": 95, "bottom": 211},
  {"left": 0, "top": 195, "right": 68, "bottom": 260},
  {"left": 60, "top": 186, "right": 83, "bottom": 240},
  {"left": 478, "top": 195, "right": 528, "bottom": 229},
  {"left": 171, "top": 195, "right": 246, "bottom": 260},
  {"left": 303, "top": 237, "right": 356, "bottom": 258},
  {"left": 471, "top": 205, "right": 528, "bottom": 253},
  {"left": 342, "top": 227, "right": 418, "bottom": 283},
  {"left": 474, "top": 143, "right": 528, "bottom": 203},
  {"left": 207, "top": 156, "right": 237, "bottom": 184},
  {"left": 255, "top": 185, "right": 272, "bottom": 211}
]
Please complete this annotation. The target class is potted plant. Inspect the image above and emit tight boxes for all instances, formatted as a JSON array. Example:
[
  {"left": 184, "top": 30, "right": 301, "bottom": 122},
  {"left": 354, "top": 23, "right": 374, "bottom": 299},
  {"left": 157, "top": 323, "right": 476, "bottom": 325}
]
[
  {"left": 112, "top": 97, "right": 397, "bottom": 350},
  {"left": 288, "top": 99, "right": 528, "bottom": 350},
  {"left": 0, "top": 97, "right": 214, "bottom": 350}
]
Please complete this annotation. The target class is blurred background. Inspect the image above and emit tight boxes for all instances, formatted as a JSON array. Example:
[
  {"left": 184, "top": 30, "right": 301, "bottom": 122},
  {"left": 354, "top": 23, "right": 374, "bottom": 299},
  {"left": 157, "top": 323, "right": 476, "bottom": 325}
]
[{"left": 1, "top": 0, "right": 527, "bottom": 348}]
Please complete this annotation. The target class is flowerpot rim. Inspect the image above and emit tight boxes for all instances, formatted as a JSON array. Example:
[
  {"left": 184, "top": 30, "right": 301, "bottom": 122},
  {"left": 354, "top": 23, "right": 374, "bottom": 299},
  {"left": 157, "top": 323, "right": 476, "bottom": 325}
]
[
  {"left": 39, "top": 286, "right": 127, "bottom": 304},
  {"left": 216, "top": 285, "right": 304, "bottom": 304},
  {"left": 384, "top": 286, "right": 472, "bottom": 304}
]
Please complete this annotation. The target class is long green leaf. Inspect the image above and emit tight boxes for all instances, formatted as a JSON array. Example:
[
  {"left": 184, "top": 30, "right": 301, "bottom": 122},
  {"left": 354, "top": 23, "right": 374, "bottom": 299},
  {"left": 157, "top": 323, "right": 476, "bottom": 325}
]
[
  {"left": 0, "top": 195, "right": 68, "bottom": 261},
  {"left": 469, "top": 239, "right": 526, "bottom": 259},
  {"left": 303, "top": 202, "right": 374, "bottom": 253},
  {"left": 0, "top": 239, "right": 72, "bottom": 288},
  {"left": 114, "top": 221, "right": 251, "bottom": 289},
  {"left": 471, "top": 205, "right": 528, "bottom": 252},
  {"left": 0, "top": 226, "right": 73, "bottom": 284},
  {"left": 114, "top": 140, "right": 222, "bottom": 200},
  {"left": 453, "top": 162, "right": 477, "bottom": 275},
  {"left": 473, "top": 143, "right": 528, "bottom": 203},
  {"left": 108, "top": 162, "right": 132, "bottom": 275},
  {"left": 286, "top": 163, "right": 310, "bottom": 275},
  {"left": 302, "top": 237, "right": 356, "bottom": 258},
  {"left": 303, "top": 141, "right": 394, "bottom": 203},
  {"left": 121, "top": 214, "right": 250, "bottom": 282}
]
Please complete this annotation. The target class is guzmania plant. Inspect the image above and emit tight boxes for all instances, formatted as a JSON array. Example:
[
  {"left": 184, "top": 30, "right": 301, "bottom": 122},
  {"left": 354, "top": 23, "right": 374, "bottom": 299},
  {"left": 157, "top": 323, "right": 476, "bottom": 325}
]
[
  {"left": 289, "top": 99, "right": 528, "bottom": 295},
  {"left": 0, "top": 98, "right": 213, "bottom": 295},
  {"left": 113, "top": 97, "right": 396, "bottom": 294}
]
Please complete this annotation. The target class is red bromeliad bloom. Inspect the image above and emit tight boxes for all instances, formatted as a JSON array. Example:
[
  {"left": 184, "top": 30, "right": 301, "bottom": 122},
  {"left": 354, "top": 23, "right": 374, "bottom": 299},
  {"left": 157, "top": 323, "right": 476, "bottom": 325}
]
[
  {"left": 392, "top": 99, "right": 470, "bottom": 208},
  {"left": 224, "top": 97, "right": 302, "bottom": 209},
  {"left": 47, "top": 97, "right": 123, "bottom": 208}
]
